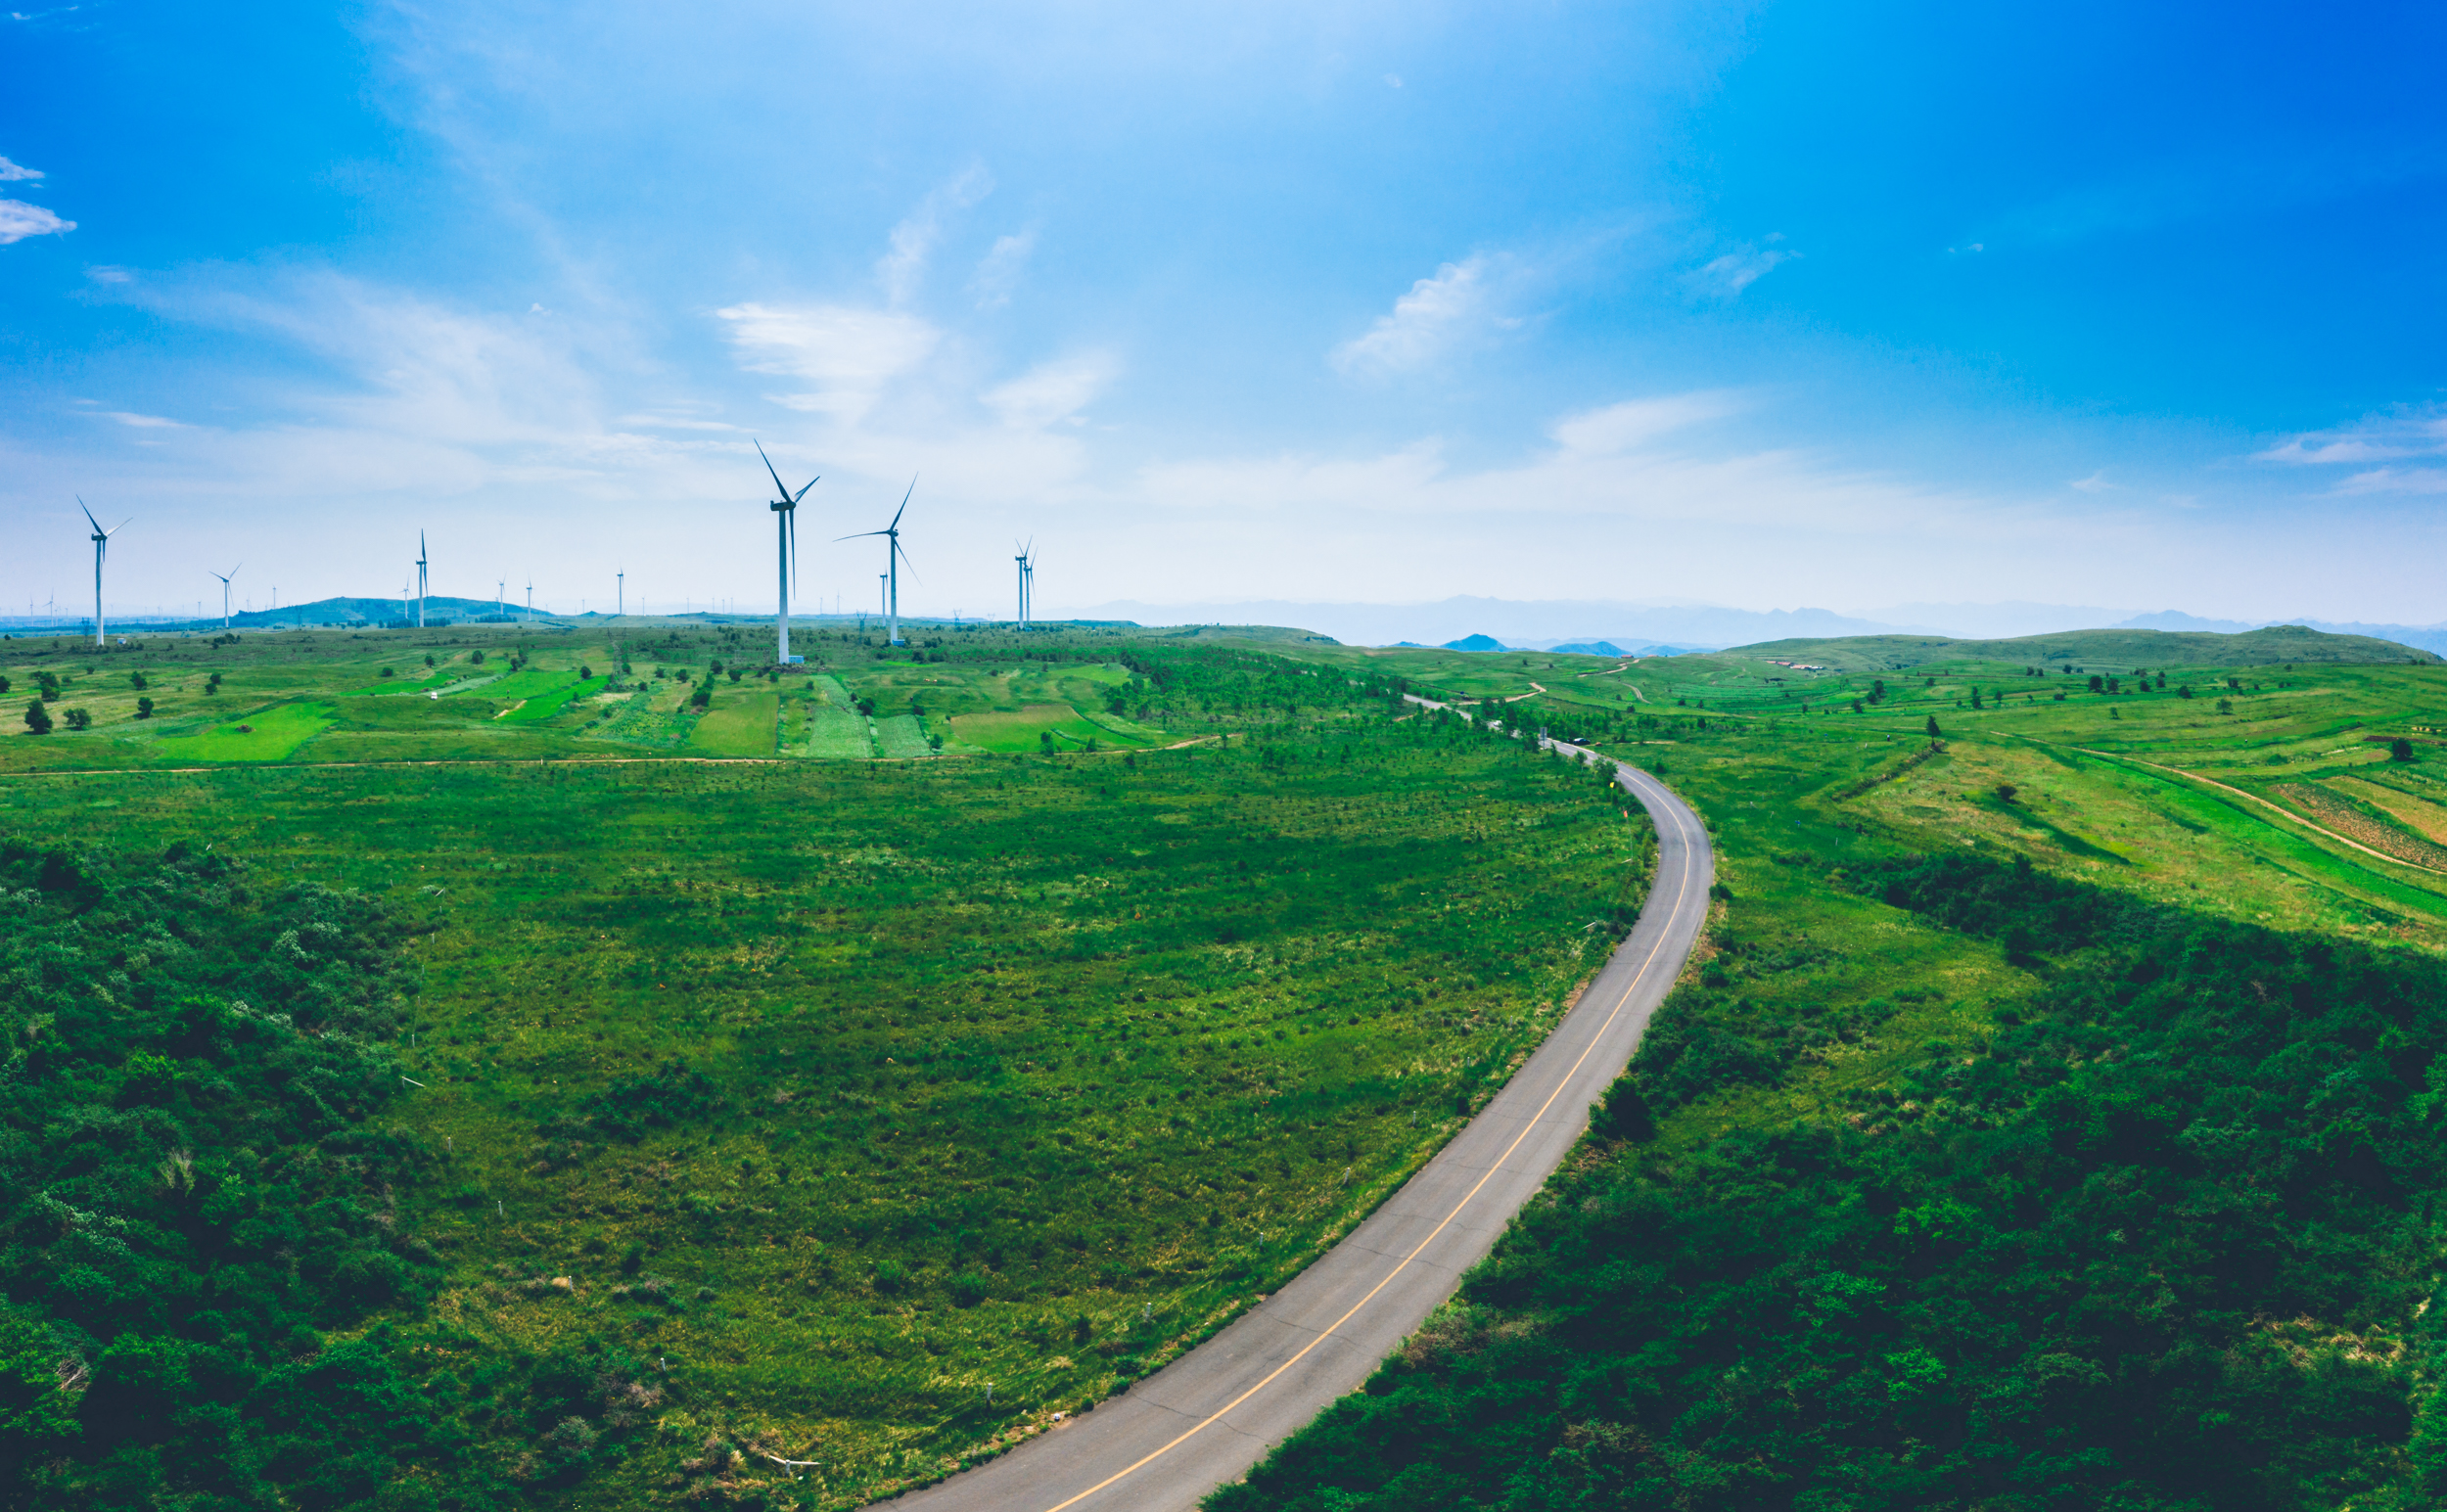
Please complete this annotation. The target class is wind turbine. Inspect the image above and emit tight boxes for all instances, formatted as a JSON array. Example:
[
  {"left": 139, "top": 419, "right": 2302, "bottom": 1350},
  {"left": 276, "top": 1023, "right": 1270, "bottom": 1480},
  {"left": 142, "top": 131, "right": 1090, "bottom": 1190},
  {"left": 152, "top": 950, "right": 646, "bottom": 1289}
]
[
  {"left": 1024, "top": 546, "right": 1038, "bottom": 629},
  {"left": 495, "top": 578, "right": 505, "bottom": 619},
  {"left": 617, "top": 570, "right": 624, "bottom": 618},
  {"left": 78, "top": 499, "right": 128, "bottom": 648},
  {"left": 754, "top": 439, "right": 818, "bottom": 664},
  {"left": 839, "top": 478, "right": 916, "bottom": 647},
  {"left": 210, "top": 564, "right": 242, "bottom": 630},
  {"left": 1013, "top": 538, "right": 1032, "bottom": 626},
  {"left": 525, "top": 579, "right": 533, "bottom": 622},
  {"left": 415, "top": 531, "right": 429, "bottom": 628}
]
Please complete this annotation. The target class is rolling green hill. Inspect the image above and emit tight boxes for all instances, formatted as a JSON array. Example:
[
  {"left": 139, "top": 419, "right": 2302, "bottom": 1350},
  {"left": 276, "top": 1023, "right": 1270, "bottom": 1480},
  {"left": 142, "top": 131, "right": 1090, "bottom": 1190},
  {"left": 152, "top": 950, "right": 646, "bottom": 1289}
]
[{"left": 1732, "top": 622, "right": 2437, "bottom": 671}]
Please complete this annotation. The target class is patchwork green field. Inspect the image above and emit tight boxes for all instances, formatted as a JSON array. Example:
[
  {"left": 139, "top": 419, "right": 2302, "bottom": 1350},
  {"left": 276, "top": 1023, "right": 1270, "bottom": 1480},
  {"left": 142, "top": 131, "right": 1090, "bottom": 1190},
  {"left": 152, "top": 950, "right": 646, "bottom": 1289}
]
[
  {"left": 0, "top": 621, "right": 1642, "bottom": 1508},
  {"left": 10, "top": 617, "right": 2447, "bottom": 1511}
]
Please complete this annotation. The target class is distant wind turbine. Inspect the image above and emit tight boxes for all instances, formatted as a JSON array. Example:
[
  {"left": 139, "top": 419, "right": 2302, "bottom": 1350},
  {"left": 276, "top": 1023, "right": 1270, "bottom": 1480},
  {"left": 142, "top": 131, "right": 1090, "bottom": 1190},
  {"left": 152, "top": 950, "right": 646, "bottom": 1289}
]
[
  {"left": 416, "top": 531, "right": 430, "bottom": 628},
  {"left": 78, "top": 499, "right": 128, "bottom": 648},
  {"left": 211, "top": 563, "right": 242, "bottom": 630},
  {"left": 754, "top": 439, "right": 818, "bottom": 663},
  {"left": 1013, "top": 537, "right": 1032, "bottom": 626},
  {"left": 839, "top": 477, "right": 917, "bottom": 648},
  {"left": 525, "top": 578, "right": 533, "bottom": 622}
]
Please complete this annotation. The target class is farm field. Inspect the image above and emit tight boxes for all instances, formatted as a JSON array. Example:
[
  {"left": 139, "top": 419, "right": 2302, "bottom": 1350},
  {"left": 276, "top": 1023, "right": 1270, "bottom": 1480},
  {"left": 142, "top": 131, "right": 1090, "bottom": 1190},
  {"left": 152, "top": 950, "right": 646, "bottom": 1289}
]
[
  {"left": 0, "top": 620, "right": 1639, "bottom": 1509},
  {"left": 13, "top": 617, "right": 2447, "bottom": 1510}
]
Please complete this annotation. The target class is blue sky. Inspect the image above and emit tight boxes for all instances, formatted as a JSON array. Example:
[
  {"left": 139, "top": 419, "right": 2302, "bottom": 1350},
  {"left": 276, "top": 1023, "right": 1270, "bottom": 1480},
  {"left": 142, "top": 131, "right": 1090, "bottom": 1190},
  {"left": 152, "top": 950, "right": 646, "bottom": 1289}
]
[{"left": 5, "top": 0, "right": 2445, "bottom": 625}]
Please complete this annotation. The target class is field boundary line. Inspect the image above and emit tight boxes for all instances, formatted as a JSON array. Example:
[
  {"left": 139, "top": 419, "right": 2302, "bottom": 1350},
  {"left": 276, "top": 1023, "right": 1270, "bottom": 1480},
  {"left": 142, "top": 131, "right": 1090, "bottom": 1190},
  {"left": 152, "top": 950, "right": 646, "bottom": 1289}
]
[{"left": 2053, "top": 741, "right": 2447, "bottom": 880}]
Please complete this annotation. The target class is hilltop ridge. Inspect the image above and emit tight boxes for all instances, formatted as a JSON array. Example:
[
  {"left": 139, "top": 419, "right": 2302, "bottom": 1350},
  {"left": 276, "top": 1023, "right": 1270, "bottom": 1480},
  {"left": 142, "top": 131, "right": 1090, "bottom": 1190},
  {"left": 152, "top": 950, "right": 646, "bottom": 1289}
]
[{"left": 1728, "top": 622, "right": 2438, "bottom": 671}]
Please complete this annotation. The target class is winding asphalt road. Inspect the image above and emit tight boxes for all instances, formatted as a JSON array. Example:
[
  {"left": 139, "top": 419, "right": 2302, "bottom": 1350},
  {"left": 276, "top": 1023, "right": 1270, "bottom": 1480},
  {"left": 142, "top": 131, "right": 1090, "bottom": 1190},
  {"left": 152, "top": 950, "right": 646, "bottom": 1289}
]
[{"left": 890, "top": 732, "right": 1714, "bottom": 1512}]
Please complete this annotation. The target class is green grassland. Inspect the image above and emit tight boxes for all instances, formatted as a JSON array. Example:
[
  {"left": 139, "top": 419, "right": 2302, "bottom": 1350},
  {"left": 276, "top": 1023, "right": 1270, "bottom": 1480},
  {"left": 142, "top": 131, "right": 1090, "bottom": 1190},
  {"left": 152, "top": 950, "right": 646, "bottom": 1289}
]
[
  {"left": 13, "top": 616, "right": 2447, "bottom": 1509},
  {"left": 0, "top": 621, "right": 1649, "bottom": 1508}
]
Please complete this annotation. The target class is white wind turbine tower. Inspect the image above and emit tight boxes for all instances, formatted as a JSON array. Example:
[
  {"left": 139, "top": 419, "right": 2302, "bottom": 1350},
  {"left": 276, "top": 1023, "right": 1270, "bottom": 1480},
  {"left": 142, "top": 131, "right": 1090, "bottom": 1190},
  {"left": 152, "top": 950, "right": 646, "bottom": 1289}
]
[
  {"left": 1024, "top": 545, "right": 1038, "bottom": 628},
  {"left": 839, "top": 477, "right": 916, "bottom": 647},
  {"left": 78, "top": 499, "right": 128, "bottom": 648},
  {"left": 754, "top": 439, "right": 818, "bottom": 663},
  {"left": 211, "top": 564, "right": 242, "bottom": 630},
  {"left": 415, "top": 531, "right": 430, "bottom": 627},
  {"left": 525, "top": 579, "right": 533, "bottom": 622},
  {"left": 1013, "top": 538, "right": 1032, "bottom": 626},
  {"left": 495, "top": 579, "right": 505, "bottom": 619}
]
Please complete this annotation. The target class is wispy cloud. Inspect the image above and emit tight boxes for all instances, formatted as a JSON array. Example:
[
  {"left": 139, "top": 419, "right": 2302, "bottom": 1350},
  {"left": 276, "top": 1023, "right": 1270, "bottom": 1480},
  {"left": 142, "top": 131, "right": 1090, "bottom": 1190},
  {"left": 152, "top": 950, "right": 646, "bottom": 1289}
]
[
  {"left": 2253, "top": 404, "right": 2447, "bottom": 493},
  {"left": 0, "top": 198, "right": 73, "bottom": 244},
  {"left": 1684, "top": 236, "right": 1797, "bottom": 298},
  {"left": 877, "top": 164, "right": 993, "bottom": 307},
  {"left": 983, "top": 351, "right": 1119, "bottom": 430},
  {"left": 2070, "top": 470, "right": 2111, "bottom": 492},
  {"left": 95, "top": 410, "right": 190, "bottom": 429},
  {"left": 0, "top": 157, "right": 42, "bottom": 181},
  {"left": 970, "top": 228, "right": 1037, "bottom": 310},
  {"left": 716, "top": 302, "right": 941, "bottom": 423},
  {"left": 1330, "top": 254, "right": 1515, "bottom": 377}
]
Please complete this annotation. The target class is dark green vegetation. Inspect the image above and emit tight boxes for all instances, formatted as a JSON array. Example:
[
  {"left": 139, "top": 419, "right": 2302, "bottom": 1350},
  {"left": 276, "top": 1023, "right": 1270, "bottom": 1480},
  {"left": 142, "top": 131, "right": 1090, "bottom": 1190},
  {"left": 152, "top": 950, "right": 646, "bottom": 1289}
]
[
  {"left": 0, "top": 840, "right": 446, "bottom": 1508},
  {"left": 1213, "top": 626, "right": 2447, "bottom": 1512},
  {"left": 0, "top": 626, "right": 1638, "bottom": 1508},
  {"left": 1216, "top": 851, "right": 2447, "bottom": 1510}
]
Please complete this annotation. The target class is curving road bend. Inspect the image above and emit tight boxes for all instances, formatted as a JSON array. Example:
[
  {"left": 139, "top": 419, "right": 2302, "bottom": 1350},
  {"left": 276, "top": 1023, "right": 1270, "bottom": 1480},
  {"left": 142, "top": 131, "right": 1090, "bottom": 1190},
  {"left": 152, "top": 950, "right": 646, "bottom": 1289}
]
[{"left": 890, "top": 730, "right": 1714, "bottom": 1512}]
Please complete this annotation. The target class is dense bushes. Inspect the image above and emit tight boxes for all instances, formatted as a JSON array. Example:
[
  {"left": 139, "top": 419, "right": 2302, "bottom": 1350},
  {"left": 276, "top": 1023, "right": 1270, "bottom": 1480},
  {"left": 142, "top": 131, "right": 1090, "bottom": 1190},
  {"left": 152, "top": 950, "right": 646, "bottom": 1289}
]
[
  {"left": 0, "top": 839, "right": 455, "bottom": 1506},
  {"left": 1216, "top": 856, "right": 2447, "bottom": 1511}
]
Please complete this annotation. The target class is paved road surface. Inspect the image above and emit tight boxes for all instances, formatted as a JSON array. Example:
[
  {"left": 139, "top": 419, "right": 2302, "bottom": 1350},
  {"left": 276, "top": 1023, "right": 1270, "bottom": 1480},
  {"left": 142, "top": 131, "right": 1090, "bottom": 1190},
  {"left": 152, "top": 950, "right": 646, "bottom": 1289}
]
[{"left": 890, "top": 737, "right": 1714, "bottom": 1512}]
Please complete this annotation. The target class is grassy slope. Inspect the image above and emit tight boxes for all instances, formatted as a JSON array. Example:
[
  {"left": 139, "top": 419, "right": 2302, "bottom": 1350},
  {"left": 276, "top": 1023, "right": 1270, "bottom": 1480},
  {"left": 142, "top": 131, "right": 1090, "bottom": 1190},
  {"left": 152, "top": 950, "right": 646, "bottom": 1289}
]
[
  {"left": 1731, "top": 622, "right": 2439, "bottom": 670},
  {"left": 0, "top": 623, "right": 1642, "bottom": 1507}
]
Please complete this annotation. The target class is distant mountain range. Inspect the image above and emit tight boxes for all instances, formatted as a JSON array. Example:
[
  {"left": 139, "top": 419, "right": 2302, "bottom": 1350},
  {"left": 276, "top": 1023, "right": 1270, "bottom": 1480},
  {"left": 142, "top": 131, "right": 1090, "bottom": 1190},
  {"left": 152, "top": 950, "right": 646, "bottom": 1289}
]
[{"left": 1070, "top": 597, "right": 2447, "bottom": 658}]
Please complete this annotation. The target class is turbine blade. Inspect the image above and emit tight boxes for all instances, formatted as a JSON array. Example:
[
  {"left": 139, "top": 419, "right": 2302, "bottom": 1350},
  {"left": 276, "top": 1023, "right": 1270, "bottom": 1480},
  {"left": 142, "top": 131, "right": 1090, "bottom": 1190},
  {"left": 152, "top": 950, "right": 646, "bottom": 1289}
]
[
  {"left": 78, "top": 496, "right": 102, "bottom": 531},
  {"left": 754, "top": 438, "right": 795, "bottom": 503},
  {"left": 788, "top": 509, "right": 799, "bottom": 590},
  {"left": 890, "top": 474, "right": 916, "bottom": 530},
  {"left": 834, "top": 529, "right": 887, "bottom": 542},
  {"left": 794, "top": 475, "right": 819, "bottom": 504}
]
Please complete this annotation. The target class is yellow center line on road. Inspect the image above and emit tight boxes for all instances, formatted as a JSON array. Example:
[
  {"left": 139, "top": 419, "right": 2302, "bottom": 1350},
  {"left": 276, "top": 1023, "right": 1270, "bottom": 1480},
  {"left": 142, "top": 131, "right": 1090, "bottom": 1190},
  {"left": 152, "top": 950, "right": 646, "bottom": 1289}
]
[{"left": 1039, "top": 762, "right": 1699, "bottom": 1512}]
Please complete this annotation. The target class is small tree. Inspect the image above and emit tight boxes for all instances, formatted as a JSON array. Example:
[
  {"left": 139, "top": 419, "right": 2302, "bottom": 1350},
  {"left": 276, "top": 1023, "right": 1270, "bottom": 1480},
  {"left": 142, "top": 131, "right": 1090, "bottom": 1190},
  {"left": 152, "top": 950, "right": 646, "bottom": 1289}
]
[
  {"left": 23, "top": 701, "right": 51, "bottom": 735},
  {"left": 135, "top": 697, "right": 154, "bottom": 720},
  {"left": 2392, "top": 737, "right": 2416, "bottom": 762},
  {"left": 63, "top": 708, "right": 91, "bottom": 730},
  {"left": 129, "top": 671, "right": 147, "bottom": 690},
  {"left": 1591, "top": 1074, "right": 1655, "bottom": 1141},
  {"left": 1925, "top": 715, "right": 1941, "bottom": 738},
  {"left": 578, "top": 664, "right": 593, "bottom": 680},
  {"left": 1995, "top": 782, "right": 2017, "bottom": 802},
  {"left": 2216, "top": 698, "right": 2233, "bottom": 714}
]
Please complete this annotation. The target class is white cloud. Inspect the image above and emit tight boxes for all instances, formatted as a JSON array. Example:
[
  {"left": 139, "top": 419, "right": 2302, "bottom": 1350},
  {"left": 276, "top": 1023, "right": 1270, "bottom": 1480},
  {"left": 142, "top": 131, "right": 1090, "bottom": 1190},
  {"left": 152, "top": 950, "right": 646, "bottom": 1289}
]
[
  {"left": 877, "top": 163, "right": 993, "bottom": 307},
  {"left": 1685, "top": 241, "right": 1798, "bottom": 298},
  {"left": 2070, "top": 470, "right": 2111, "bottom": 492},
  {"left": 85, "top": 264, "right": 130, "bottom": 283},
  {"left": 2332, "top": 467, "right": 2447, "bottom": 496},
  {"left": 2253, "top": 404, "right": 2447, "bottom": 466},
  {"left": 983, "top": 351, "right": 1120, "bottom": 430},
  {"left": 970, "top": 229, "right": 1037, "bottom": 310},
  {"left": 1549, "top": 392, "right": 1742, "bottom": 456},
  {"left": 1330, "top": 254, "right": 1509, "bottom": 377},
  {"left": 96, "top": 411, "right": 190, "bottom": 429},
  {"left": 0, "top": 199, "right": 73, "bottom": 244},
  {"left": 0, "top": 157, "right": 42, "bottom": 181},
  {"left": 715, "top": 301, "right": 941, "bottom": 422},
  {"left": 2252, "top": 404, "right": 2447, "bottom": 494}
]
